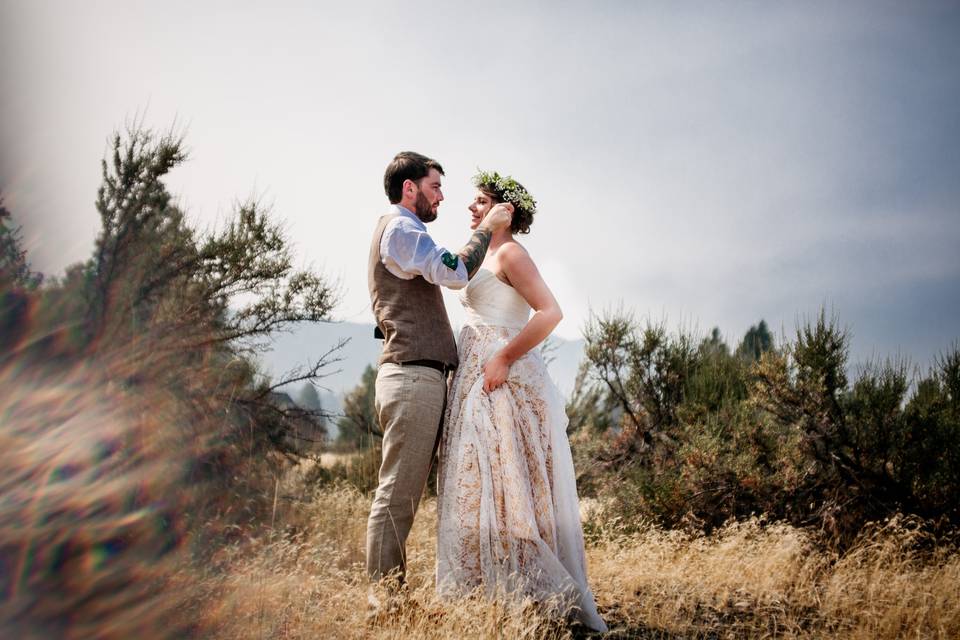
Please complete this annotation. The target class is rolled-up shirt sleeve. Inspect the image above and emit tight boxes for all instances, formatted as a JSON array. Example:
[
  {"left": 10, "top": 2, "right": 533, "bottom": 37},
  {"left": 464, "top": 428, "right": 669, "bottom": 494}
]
[{"left": 380, "top": 216, "right": 469, "bottom": 289}]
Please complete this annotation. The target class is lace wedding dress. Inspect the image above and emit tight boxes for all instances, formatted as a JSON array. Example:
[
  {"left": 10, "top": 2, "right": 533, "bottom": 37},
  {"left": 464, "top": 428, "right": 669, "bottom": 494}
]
[{"left": 436, "top": 268, "right": 607, "bottom": 632}]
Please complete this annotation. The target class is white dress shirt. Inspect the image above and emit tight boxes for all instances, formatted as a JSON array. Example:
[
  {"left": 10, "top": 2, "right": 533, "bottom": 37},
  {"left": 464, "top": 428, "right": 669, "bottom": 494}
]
[{"left": 379, "top": 204, "right": 470, "bottom": 289}]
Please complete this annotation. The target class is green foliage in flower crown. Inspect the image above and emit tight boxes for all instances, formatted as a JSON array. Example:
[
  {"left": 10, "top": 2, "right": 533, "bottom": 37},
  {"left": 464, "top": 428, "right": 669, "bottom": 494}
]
[{"left": 472, "top": 170, "right": 537, "bottom": 215}]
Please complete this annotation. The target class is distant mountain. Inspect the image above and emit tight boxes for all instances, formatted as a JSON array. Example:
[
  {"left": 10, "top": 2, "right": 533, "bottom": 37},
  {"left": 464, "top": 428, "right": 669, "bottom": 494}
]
[{"left": 258, "top": 321, "right": 586, "bottom": 412}]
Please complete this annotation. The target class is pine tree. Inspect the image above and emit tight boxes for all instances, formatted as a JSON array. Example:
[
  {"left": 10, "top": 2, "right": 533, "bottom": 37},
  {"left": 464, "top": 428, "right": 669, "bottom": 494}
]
[
  {"left": 337, "top": 364, "right": 380, "bottom": 449},
  {"left": 297, "top": 382, "right": 323, "bottom": 411},
  {"left": 0, "top": 194, "right": 42, "bottom": 290},
  {"left": 736, "top": 319, "right": 773, "bottom": 361}
]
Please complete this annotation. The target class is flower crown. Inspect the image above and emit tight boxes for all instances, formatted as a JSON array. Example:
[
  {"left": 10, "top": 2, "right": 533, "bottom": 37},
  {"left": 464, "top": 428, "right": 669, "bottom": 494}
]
[{"left": 472, "top": 170, "right": 537, "bottom": 215}]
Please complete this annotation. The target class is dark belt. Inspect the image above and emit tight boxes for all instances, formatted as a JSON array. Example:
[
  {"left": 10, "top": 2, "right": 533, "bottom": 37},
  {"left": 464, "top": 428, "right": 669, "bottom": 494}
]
[{"left": 401, "top": 359, "right": 451, "bottom": 374}]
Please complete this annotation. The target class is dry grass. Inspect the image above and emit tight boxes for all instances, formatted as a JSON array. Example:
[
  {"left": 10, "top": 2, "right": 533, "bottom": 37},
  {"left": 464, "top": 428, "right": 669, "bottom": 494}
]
[
  {"left": 586, "top": 502, "right": 960, "bottom": 638},
  {"left": 3, "top": 362, "right": 957, "bottom": 639},
  {"left": 317, "top": 452, "right": 358, "bottom": 468},
  {"left": 189, "top": 483, "right": 570, "bottom": 640},
  {"left": 186, "top": 468, "right": 960, "bottom": 640}
]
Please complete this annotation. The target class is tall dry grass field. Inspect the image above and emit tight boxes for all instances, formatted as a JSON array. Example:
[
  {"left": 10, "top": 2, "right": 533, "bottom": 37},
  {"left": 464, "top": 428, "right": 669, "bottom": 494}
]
[
  {"left": 587, "top": 512, "right": 960, "bottom": 638},
  {"left": 186, "top": 463, "right": 960, "bottom": 639},
  {"left": 3, "top": 362, "right": 958, "bottom": 639}
]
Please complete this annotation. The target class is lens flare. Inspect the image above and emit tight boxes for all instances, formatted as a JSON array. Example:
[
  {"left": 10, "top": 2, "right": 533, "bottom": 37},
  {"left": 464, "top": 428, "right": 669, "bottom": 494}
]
[{"left": 0, "top": 325, "right": 211, "bottom": 638}]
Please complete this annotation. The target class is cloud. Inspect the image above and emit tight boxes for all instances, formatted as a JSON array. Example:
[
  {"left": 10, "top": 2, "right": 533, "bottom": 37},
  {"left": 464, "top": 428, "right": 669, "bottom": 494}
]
[{"left": 1, "top": 0, "right": 958, "bottom": 365}]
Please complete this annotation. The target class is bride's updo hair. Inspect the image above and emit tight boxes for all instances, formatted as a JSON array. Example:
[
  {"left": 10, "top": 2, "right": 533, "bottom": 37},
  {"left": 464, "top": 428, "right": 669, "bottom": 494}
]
[{"left": 472, "top": 170, "right": 537, "bottom": 235}]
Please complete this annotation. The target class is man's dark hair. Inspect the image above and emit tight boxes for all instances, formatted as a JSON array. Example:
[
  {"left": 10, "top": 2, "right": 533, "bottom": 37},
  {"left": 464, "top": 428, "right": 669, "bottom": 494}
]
[{"left": 383, "top": 152, "right": 444, "bottom": 204}]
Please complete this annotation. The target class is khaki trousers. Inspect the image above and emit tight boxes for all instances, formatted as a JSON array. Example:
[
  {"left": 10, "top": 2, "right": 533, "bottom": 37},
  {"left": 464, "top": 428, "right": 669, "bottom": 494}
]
[{"left": 365, "top": 363, "right": 446, "bottom": 582}]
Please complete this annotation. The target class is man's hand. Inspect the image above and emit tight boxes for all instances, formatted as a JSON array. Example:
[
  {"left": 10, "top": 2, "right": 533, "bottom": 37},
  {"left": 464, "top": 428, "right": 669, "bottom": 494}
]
[
  {"left": 458, "top": 203, "right": 512, "bottom": 278},
  {"left": 482, "top": 352, "right": 510, "bottom": 393},
  {"left": 478, "top": 202, "right": 514, "bottom": 233}
]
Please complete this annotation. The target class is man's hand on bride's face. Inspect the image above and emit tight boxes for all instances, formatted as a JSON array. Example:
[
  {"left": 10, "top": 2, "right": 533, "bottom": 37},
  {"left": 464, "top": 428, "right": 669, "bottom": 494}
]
[
  {"left": 479, "top": 203, "right": 513, "bottom": 232},
  {"left": 482, "top": 353, "right": 510, "bottom": 393}
]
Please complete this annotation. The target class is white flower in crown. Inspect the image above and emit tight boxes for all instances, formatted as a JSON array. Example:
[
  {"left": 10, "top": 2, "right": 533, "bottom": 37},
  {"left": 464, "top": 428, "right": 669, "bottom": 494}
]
[{"left": 472, "top": 170, "right": 537, "bottom": 215}]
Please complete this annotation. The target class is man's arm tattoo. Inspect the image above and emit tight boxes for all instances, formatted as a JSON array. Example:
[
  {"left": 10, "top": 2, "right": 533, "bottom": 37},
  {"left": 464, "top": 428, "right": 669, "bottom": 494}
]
[{"left": 457, "top": 229, "right": 492, "bottom": 278}]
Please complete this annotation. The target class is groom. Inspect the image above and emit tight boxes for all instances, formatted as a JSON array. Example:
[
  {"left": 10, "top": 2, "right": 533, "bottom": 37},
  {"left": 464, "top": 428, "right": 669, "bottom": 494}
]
[{"left": 366, "top": 151, "right": 511, "bottom": 590}]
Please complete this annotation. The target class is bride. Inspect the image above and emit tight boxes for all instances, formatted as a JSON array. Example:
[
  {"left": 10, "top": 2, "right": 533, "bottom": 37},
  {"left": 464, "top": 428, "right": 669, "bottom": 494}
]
[{"left": 436, "top": 171, "right": 607, "bottom": 632}]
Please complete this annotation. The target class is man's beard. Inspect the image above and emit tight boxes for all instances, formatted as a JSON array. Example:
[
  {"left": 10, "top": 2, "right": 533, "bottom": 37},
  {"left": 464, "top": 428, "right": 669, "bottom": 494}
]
[{"left": 414, "top": 190, "right": 437, "bottom": 223}]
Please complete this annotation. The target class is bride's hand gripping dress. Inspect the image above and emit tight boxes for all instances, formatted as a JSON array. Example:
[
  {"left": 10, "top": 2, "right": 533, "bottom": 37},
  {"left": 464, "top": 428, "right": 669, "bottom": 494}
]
[{"left": 435, "top": 267, "right": 607, "bottom": 632}]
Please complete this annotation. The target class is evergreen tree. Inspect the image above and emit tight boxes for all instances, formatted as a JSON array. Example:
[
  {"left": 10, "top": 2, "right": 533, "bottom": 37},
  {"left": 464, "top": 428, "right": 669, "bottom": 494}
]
[
  {"left": 736, "top": 319, "right": 773, "bottom": 361},
  {"left": 18, "top": 122, "right": 341, "bottom": 459},
  {"left": 701, "top": 327, "right": 729, "bottom": 355},
  {"left": 297, "top": 382, "right": 322, "bottom": 411},
  {"left": 0, "top": 193, "right": 42, "bottom": 290},
  {"left": 1, "top": 194, "right": 43, "bottom": 352},
  {"left": 566, "top": 359, "right": 619, "bottom": 435},
  {"left": 83, "top": 124, "right": 337, "bottom": 353},
  {"left": 337, "top": 364, "right": 379, "bottom": 449}
]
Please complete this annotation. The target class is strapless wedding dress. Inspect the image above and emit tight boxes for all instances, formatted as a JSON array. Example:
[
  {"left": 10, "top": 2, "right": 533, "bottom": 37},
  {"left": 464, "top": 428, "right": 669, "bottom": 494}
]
[{"left": 436, "top": 268, "right": 607, "bottom": 632}]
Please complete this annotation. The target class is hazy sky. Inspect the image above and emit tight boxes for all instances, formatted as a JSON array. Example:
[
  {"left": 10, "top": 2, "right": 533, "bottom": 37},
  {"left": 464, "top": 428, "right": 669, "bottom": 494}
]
[{"left": 2, "top": 1, "right": 959, "bottom": 368}]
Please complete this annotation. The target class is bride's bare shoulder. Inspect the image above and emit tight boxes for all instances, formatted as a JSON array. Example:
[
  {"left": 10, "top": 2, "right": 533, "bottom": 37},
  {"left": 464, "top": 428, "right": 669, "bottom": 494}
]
[
  {"left": 499, "top": 239, "right": 532, "bottom": 264},
  {"left": 498, "top": 240, "right": 540, "bottom": 284}
]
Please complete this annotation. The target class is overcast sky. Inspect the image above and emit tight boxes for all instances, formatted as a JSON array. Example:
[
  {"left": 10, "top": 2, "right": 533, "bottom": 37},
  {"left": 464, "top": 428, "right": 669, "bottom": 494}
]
[{"left": 2, "top": 1, "right": 959, "bottom": 369}]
